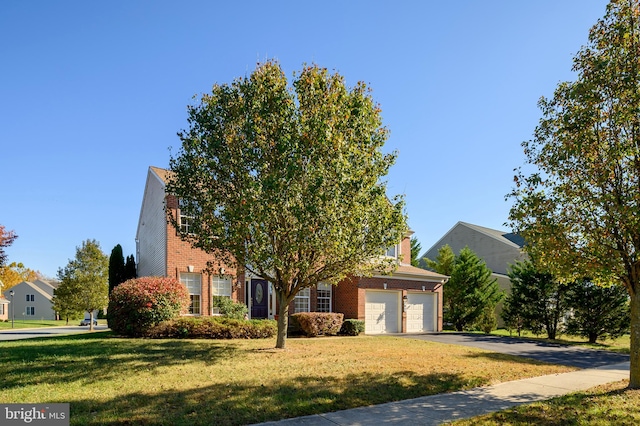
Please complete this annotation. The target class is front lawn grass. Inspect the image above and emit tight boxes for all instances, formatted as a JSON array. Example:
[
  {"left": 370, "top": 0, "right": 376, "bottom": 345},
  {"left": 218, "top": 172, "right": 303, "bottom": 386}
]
[
  {"left": 0, "top": 319, "right": 74, "bottom": 329},
  {"left": 450, "top": 380, "right": 640, "bottom": 425},
  {"left": 0, "top": 333, "right": 575, "bottom": 425}
]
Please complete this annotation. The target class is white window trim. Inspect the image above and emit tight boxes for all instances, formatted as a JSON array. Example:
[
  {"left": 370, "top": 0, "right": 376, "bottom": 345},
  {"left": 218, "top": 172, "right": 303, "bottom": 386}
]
[
  {"left": 317, "top": 283, "right": 332, "bottom": 313},
  {"left": 180, "top": 272, "right": 202, "bottom": 315},
  {"left": 294, "top": 288, "right": 310, "bottom": 313}
]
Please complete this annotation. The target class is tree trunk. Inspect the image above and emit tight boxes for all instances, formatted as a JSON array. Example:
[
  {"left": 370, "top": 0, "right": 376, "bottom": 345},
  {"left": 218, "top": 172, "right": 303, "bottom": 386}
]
[
  {"left": 630, "top": 291, "right": 640, "bottom": 388},
  {"left": 275, "top": 293, "right": 290, "bottom": 349},
  {"left": 588, "top": 332, "right": 598, "bottom": 344},
  {"left": 89, "top": 311, "right": 94, "bottom": 331}
]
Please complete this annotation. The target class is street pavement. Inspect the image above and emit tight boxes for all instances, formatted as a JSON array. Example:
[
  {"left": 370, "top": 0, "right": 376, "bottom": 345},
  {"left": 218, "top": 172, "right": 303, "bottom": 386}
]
[
  {"left": 0, "top": 325, "right": 109, "bottom": 341},
  {"left": 395, "top": 332, "right": 629, "bottom": 368}
]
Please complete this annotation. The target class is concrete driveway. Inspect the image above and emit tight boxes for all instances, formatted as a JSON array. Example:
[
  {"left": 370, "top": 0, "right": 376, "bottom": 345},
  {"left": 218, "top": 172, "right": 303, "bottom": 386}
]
[
  {"left": 396, "top": 332, "right": 629, "bottom": 368},
  {"left": 0, "top": 325, "right": 109, "bottom": 341}
]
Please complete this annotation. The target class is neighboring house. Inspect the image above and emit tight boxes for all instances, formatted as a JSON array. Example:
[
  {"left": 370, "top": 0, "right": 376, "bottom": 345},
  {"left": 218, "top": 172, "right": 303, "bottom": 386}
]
[
  {"left": 0, "top": 296, "right": 9, "bottom": 321},
  {"left": 2, "top": 280, "right": 57, "bottom": 321},
  {"left": 420, "top": 221, "right": 527, "bottom": 327},
  {"left": 136, "top": 166, "right": 448, "bottom": 334}
]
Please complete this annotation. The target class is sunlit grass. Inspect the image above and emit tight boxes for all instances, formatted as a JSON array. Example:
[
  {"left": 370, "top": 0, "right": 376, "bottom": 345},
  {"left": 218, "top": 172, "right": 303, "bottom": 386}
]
[
  {"left": 0, "top": 333, "right": 575, "bottom": 425},
  {"left": 450, "top": 380, "right": 640, "bottom": 426}
]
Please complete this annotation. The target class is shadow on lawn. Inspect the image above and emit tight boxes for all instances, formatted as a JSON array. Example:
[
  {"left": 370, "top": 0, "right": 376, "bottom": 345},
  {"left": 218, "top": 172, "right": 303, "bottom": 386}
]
[
  {"left": 0, "top": 332, "right": 245, "bottom": 389},
  {"left": 68, "top": 370, "right": 480, "bottom": 426}
]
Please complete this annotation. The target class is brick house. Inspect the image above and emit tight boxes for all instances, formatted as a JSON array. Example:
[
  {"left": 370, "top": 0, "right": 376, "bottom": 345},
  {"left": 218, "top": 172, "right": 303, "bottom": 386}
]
[{"left": 136, "top": 166, "right": 447, "bottom": 333}]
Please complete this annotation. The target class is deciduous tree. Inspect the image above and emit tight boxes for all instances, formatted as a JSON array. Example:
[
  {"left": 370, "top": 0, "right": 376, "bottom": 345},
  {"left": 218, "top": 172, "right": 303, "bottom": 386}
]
[
  {"left": 508, "top": 0, "right": 640, "bottom": 387},
  {"left": 168, "top": 61, "right": 406, "bottom": 349},
  {"left": 56, "top": 239, "right": 109, "bottom": 330},
  {"left": 0, "top": 225, "right": 17, "bottom": 267}
]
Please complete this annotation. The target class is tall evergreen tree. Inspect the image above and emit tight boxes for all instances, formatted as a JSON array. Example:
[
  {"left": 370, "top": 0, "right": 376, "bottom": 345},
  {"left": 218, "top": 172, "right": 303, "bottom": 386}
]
[
  {"left": 108, "top": 244, "right": 125, "bottom": 293},
  {"left": 124, "top": 254, "right": 137, "bottom": 281},
  {"left": 504, "top": 260, "right": 569, "bottom": 340},
  {"left": 426, "top": 245, "right": 502, "bottom": 331},
  {"left": 410, "top": 236, "right": 422, "bottom": 267},
  {"left": 565, "top": 279, "right": 630, "bottom": 343}
]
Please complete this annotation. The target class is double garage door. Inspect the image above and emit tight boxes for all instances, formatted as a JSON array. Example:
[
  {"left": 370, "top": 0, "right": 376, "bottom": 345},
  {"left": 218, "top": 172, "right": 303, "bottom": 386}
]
[{"left": 365, "top": 290, "right": 436, "bottom": 334}]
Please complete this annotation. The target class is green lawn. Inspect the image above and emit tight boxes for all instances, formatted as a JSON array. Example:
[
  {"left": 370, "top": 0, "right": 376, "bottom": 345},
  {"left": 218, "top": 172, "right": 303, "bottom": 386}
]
[
  {"left": 0, "top": 319, "right": 73, "bottom": 329},
  {"left": 0, "top": 319, "right": 108, "bottom": 329},
  {"left": 0, "top": 333, "right": 574, "bottom": 425},
  {"left": 450, "top": 380, "right": 640, "bottom": 425}
]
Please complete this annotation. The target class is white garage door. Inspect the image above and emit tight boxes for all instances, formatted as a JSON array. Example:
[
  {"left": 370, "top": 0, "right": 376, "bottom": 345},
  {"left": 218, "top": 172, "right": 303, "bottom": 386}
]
[
  {"left": 365, "top": 290, "right": 400, "bottom": 334},
  {"left": 406, "top": 293, "right": 436, "bottom": 332}
]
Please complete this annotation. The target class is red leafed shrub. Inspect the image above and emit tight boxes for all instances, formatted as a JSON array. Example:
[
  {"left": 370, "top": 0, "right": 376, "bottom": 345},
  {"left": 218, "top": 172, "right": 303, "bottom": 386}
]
[
  {"left": 291, "top": 312, "right": 344, "bottom": 337},
  {"left": 108, "top": 277, "right": 190, "bottom": 336}
]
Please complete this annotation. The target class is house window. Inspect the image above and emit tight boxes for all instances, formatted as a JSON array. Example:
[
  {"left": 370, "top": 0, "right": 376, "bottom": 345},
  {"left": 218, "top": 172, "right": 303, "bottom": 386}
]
[
  {"left": 294, "top": 288, "right": 310, "bottom": 313},
  {"left": 0, "top": 304, "right": 4, "bottom": 315},
  {"left": 317, "top": 283, "right": 332, "bottom": 312},
  {"left": 211, "top": 276, "right": 232, "bottom": 314},
  {"left": 26, "top": 306, "right": 35, "bottom": 316},
  {"left": 384, "top": 245, "right": 398, "bottom": 258},
  {"left": 179, "top": 199, "right": 193, "bottom": 234},
  {"left": 180, "top": 273, "right": 201, "bottom": 315},
  {"left": 26, "top": 294, "right": 35, "bottom": 302}
]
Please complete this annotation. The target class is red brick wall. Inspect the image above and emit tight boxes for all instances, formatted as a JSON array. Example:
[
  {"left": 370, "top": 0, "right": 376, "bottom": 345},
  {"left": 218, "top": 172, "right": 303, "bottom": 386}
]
[{"left": 165, "top": 195, "right": 245, "bottom": 315}]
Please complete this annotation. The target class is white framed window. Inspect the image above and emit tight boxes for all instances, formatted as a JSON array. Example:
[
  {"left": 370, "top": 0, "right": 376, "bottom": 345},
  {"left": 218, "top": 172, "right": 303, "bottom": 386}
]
[
  {"left": 26, "top": 294, "right": 35, "bottom": 302},
  {"left": 211, "top": 276, "right": 232, "bottom": 314},
  {"left": 180, "top": 273, "right": 201, "bottom": 315},
  {"left": 0, "top": 304, "right": 4, "bottom": 315},
  {"left": 294, "top": 287, "right": 310, "bottom": 313},
  {"left": 26, "top": 306, "right": 35, "bottom": 316},
  {"left": 384, "top": 245, "right": 398, "bottom": 258},
  {"left": 317, "top": 283, "right": 332, "bottom": 312},
  {"left": 179, "top": 199, "right": 194, "bottom": 234}
]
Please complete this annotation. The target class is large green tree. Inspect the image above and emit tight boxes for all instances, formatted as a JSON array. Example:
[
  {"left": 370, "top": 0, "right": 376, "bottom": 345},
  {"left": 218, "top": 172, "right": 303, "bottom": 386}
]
[
  {"left": 508, "top": 0, "right": 640, "bottom": 387},
  {"left": 503, "top": 260, "right": 570, "bottom": 340},
  {"left": 55, "top": 239, "right": 109, "bottom": 330},
  {"left": 167, "top": 61, "right": 406, "bottom": 349},
  {"left": 426, "top": 245, "right": 502, "bottom": 331},
  {"left": 565, "top": 279, "right": 630, "bottom": 343}
]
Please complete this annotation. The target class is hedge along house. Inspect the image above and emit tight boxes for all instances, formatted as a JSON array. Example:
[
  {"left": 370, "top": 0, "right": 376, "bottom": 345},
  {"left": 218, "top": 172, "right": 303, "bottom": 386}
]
[{"left": 136, "top": 166, "right": 447, "bottom": 333}]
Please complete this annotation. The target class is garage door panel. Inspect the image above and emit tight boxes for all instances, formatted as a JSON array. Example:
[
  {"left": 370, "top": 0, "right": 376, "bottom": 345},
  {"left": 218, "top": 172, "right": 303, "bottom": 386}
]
[
  {"left": 406, "top": 293, "right": 436, "bottom": 332},
  {"left": 365, "top": 291, "right": 400, "bottom": 334}
]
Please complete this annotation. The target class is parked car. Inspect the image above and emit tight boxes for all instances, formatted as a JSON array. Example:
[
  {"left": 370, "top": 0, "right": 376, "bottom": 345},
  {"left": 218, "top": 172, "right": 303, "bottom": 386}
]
[{"left": 80, "top": 318, "right": 98, "bottom": 326}]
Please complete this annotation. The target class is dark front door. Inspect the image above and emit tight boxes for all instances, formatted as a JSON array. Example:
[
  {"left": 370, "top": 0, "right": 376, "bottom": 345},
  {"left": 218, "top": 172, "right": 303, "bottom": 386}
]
[{"left": 251, "top": 279, "right": 268, "bottom": 319}]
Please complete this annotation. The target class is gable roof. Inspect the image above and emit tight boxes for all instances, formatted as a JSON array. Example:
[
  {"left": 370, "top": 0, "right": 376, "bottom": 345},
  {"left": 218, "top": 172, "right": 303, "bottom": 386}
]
[
  {"left": 150, "top": 166, "right": 172, "bottom": 185},
  {"left": 7, "top": 281, "right": 54, "bottom": 301},
  {"left": 420, "top": 221, "right": 526, "bottom": 276}
]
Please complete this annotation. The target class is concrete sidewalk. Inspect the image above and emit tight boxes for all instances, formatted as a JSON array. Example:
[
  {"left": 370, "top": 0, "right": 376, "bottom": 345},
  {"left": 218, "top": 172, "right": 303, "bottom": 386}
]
[{"left": 253, "top": 362, "right": 630, "bottom": 425}]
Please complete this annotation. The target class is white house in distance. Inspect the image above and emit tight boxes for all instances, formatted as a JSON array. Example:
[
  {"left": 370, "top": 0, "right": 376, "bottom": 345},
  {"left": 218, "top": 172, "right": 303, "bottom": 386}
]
[
  {"left": 1, "top": 280, "right": 58, "bottom": 321},
  {"left": 421, "top": 221, "right": 527, "bottom": 327}
]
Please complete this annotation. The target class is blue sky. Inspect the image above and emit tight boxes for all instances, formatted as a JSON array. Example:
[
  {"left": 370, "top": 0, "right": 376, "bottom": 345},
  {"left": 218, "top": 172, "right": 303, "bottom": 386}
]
[{"left": 1, "top": 1, "right": 609, "bottom": 278}]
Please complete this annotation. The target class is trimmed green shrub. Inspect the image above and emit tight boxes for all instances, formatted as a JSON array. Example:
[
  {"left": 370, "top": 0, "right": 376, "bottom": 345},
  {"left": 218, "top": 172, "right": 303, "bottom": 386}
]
[
  {"left": 212, "top": 296, "right": 248, "bottom": 320},
  {"left": 107, "top": 276, "right": 190, "bottom": 337},
  {"left": 145, "top": 317, "right": 277, "bottom": 339},
  {"left": 339, "top": 319, "right": 365, "bottom": 336},
  {"left": 291, "top": 312, "right": 344, "bottom": 337}
]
